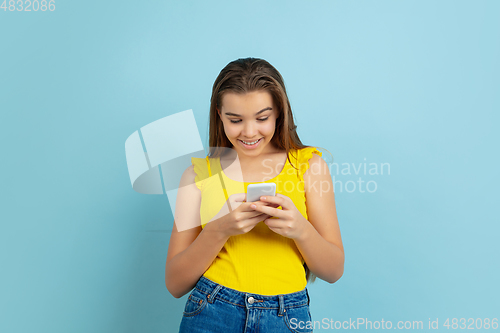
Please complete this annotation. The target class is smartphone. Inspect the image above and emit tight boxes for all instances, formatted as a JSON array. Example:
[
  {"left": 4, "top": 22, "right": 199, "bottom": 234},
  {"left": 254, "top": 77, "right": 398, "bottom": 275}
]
[{"left": 246, "top": 183, "right": 277, "bottom": 202}]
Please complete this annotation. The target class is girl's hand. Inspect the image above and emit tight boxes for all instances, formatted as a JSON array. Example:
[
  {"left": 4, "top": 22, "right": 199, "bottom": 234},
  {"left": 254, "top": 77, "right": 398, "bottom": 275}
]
[
  {"left": 206, "top": 193, "right": 277, "bottom": 239},
  {"left": 250, "top": 193, "right": 309, "bottom": 240}
]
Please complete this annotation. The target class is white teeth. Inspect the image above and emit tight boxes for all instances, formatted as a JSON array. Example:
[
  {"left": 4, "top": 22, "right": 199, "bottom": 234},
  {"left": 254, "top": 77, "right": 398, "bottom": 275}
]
[{"left": 240, "top": 139, "right": 260, "bottom": 145}]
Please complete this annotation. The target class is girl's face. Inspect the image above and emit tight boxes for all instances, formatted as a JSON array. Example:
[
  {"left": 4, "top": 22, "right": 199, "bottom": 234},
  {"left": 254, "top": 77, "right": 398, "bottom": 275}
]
[{"left": 218, "top": 90, "right": 279, "bottom": 157}]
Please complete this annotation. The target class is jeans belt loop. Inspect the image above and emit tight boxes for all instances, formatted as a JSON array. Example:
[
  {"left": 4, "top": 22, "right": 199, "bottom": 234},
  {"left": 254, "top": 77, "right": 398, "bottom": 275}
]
[
  {"left": 207, "top": 284, "right": 222, "bottom": 304},
  {"left": 278, "top": 294, "right": 285, "bottom": 317}
]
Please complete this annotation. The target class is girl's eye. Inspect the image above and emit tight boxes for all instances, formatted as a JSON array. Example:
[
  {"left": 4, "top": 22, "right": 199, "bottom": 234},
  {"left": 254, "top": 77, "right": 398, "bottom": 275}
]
[{"left": 229, "top": 117, "right": 268, "bottom": 124}]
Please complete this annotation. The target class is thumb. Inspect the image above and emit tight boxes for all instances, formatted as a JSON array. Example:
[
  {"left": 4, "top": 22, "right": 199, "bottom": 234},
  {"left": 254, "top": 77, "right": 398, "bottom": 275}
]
[{"left": 230, "top": 193, "right": 247, "bottom": 202}]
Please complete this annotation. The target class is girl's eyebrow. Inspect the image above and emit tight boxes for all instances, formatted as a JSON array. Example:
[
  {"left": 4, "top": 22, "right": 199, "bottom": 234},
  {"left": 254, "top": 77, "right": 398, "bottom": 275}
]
[{"left": 224, "top": 107, "right": 272, "bottom": 117}]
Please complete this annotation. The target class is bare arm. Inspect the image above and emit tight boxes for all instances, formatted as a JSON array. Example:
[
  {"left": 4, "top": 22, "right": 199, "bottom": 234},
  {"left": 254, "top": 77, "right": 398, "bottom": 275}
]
[
  {"left": 295, "top": 153, "right": 344, "bottom": 283},
  {"left": 164, "top": 165, "right": 229, "bottom": 298}
]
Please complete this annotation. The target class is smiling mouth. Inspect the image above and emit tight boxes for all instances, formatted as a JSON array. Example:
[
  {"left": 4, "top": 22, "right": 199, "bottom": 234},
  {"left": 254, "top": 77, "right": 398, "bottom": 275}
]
[{"left": 238, "top": 138, "right": 262, "bottom": 145}]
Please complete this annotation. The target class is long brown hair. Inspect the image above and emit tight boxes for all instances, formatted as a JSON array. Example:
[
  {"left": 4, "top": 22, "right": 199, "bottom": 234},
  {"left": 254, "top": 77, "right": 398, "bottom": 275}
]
[{"left": 207, "top": 57, "right": 318, "bottom": 283}]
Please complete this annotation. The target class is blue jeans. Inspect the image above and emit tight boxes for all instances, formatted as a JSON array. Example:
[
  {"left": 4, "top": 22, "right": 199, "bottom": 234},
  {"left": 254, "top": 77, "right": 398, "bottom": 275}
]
[{"left": 179, "top": 275, "right": 313, "bottom": 333}]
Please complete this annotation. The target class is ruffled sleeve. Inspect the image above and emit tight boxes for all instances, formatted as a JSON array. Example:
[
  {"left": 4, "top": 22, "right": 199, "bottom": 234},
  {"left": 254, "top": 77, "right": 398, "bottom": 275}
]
[
  {"left": 298, "top": 147, "right": 323, "bottom": 182},
  {"left": 191, "top": 157, "right": 209, "bottom": 191}
]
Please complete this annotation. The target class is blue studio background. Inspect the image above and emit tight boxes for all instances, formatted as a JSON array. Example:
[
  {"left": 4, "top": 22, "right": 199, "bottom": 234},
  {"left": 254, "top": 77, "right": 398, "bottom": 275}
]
[{"left": 1, "top": 1, "right": 499, "bottom": 332}]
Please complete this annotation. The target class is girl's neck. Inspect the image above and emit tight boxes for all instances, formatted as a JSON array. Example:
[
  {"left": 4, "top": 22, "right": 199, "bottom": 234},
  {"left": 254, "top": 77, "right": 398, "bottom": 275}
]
[
  {"left": 226, "top": 144, "right": 285, "bottom": 165},
  {"left": 219, "top": 146, "right": 288, "bottom": 183}
]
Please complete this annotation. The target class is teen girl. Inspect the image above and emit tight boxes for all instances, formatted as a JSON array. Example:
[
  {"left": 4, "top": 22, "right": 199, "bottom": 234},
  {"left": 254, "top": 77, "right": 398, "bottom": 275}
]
[{"left": 165, "top": 57, "right": 344, "bottom": 333}]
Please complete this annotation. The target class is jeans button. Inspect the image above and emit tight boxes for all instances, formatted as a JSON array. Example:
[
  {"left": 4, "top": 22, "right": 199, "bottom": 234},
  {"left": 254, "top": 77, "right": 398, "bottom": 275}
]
[{"left": 247, "top": 296, "right": 255, "bottom": 304}]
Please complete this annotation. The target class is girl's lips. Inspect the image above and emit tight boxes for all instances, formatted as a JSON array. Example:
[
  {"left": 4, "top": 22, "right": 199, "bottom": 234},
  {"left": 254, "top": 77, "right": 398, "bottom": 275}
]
[{"left": 238, "top": 138, "right": 263, "bottom": 149}]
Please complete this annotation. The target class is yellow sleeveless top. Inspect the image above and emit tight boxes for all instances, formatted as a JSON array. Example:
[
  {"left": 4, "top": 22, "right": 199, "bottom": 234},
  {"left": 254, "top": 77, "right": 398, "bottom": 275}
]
[{"left": 191, "top": 146, "right": 322, "bottom": 295}]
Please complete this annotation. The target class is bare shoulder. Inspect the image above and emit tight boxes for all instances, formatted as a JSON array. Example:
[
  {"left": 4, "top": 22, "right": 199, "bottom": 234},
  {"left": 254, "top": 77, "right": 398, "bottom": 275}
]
[
  {"left": 178, "top": 164, "right": 198, "bottom": 189},
  {"left": 306, "top": 152, "right": 329, "bottom": 177}
]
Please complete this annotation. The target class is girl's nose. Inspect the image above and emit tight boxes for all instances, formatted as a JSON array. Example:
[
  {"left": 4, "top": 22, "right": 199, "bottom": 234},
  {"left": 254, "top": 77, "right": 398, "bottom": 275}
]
[{"left": 242, "top": 122, "right": 257, "bottom": 138}]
